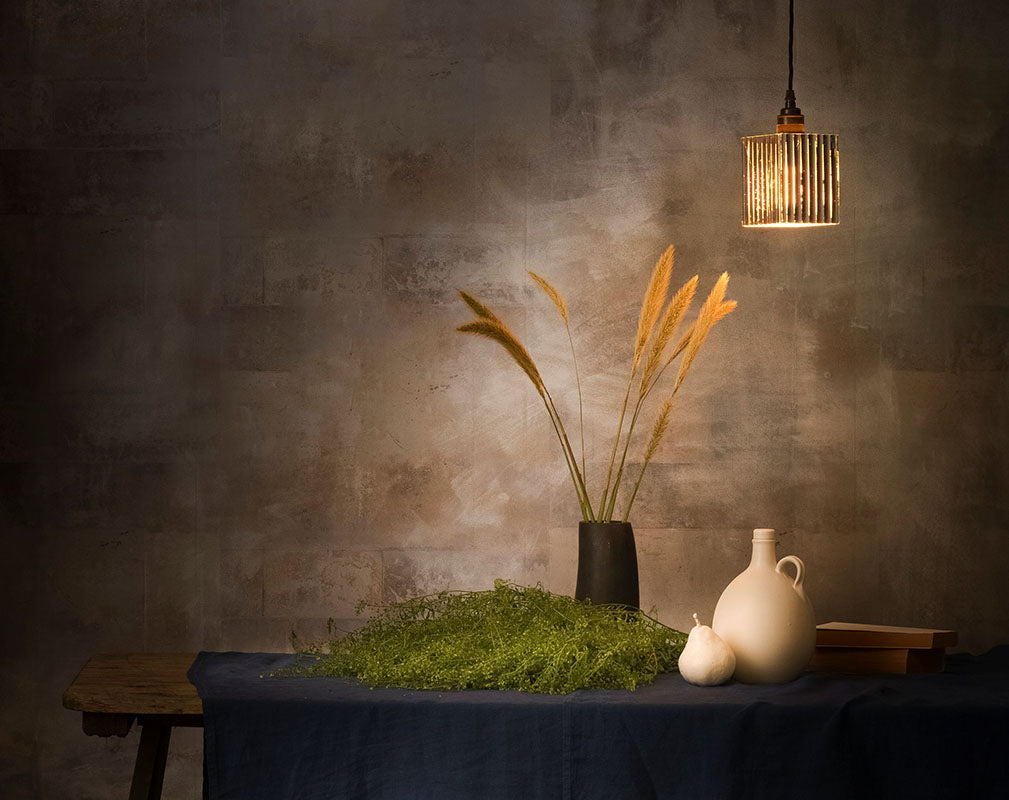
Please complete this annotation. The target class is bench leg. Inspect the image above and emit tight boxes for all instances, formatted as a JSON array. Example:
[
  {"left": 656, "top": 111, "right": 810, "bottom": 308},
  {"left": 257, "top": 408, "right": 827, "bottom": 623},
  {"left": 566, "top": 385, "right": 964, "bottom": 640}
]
[{"left": 129, "top": 723, "right": 171, "bottom": 800}]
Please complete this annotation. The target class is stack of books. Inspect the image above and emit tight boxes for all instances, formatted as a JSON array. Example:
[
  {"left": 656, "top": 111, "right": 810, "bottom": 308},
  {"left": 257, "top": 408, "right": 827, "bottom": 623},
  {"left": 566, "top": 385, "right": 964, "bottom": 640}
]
[{"left": 809, "top": 622, "right": 958, "bottom": 674}]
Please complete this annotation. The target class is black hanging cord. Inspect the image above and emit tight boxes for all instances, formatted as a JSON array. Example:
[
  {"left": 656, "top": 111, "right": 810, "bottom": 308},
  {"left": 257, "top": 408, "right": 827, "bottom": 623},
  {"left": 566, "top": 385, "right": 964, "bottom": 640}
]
[
  {"left": 781, "top": 0, "right": 800, "bottom": 115},
  {"left": 788, "top": 0, "right": 794, "bottom": 93}
]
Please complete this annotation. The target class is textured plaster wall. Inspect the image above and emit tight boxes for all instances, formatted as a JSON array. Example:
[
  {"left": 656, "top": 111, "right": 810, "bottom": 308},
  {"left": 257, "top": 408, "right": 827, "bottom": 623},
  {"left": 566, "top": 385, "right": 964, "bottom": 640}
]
[{"left": 2, "top": 0, "right": 1009, "bottom": 796}]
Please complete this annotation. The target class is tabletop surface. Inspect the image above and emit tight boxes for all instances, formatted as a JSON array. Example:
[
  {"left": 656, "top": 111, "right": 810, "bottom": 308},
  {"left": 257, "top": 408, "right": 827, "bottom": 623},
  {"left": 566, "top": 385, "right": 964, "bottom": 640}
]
[
  {"left": 188, "top": 649, "right": 1009, "bottom": 800},
  {"left": 63, "top": 652, "right": 202, "bottom": 716}
]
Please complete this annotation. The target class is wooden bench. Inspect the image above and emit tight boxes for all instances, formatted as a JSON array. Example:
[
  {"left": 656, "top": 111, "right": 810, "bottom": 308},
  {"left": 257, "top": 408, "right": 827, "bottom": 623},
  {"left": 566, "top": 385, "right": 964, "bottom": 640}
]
[{"left": 63, "top": 653, "right": 203, "bottom": 800}]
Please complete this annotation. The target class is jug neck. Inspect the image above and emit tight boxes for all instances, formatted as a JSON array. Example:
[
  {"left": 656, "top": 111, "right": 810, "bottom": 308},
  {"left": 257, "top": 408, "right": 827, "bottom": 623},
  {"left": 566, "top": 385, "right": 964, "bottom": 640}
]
[{"left": 749, "top": 528, "right": 778, "bottom": 568}]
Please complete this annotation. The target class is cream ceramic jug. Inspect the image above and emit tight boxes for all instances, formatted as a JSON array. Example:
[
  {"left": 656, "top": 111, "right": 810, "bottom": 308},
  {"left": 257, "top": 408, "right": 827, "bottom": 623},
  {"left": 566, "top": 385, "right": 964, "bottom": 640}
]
[{"left": 712, "top": 528, "right": 815, "bottom": 683}]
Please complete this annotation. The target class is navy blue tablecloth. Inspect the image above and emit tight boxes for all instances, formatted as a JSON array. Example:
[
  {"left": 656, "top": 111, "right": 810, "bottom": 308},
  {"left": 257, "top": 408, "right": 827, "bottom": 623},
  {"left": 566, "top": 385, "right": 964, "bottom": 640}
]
[{"left": 189, "top": 648, "right": 1009, "bottom": 800}]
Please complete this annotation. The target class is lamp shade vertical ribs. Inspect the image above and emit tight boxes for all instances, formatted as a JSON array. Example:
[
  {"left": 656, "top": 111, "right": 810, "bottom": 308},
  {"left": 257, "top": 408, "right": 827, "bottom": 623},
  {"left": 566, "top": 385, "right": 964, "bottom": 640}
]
[{"left": 742, "top": 133, "right": 839, "bottom": 227}]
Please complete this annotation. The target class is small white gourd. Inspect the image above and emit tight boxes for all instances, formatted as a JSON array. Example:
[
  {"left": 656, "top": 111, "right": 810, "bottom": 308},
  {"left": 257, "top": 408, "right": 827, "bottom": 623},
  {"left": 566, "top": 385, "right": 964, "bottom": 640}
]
[{"left": 678, "top": 613, "right": 736, "bottom": 686}]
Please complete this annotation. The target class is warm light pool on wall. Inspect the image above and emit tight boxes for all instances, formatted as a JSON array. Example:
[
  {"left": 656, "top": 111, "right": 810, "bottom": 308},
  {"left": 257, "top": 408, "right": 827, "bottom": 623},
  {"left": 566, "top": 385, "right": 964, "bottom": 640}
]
[{"left": 742, "top": 0, "right": 839, "bottom": 227}]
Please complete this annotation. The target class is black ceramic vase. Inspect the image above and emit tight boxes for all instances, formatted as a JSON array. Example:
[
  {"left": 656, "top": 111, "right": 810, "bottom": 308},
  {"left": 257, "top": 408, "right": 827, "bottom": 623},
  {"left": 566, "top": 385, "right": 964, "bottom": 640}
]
[{"left": 575, "top": 521, "right": 640, "bottom": 609}]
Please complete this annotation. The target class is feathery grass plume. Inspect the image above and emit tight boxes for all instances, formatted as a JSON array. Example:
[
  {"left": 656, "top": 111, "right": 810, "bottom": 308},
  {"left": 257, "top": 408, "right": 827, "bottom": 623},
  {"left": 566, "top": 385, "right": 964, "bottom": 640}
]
[
  {"left": 623, "top": 398, "right": 673, "bottom": 520},
  {"left": 529, "top": 271, "right": 586, "bottom": 481},
  {"left": 632, "top": 245, "right": 674, "bottom": 370},
  {"left": 528, "top": 272, "right": 568, "bottom": 324},
  {"left": 714, "top": 300, "right": 737, "bottom": 324},
  {"left": 601, "top": 245, "right": 674, "bottom": 516},
  {"left": 639, "top": 275, "right": 698, "bottom": 396},
  {"left": 457, "top": 320, "right": 544, "bottom": 395},
  {"left": 673, "top": 273, "right": 731, "bottom": 394},
  {"left": 604, "top": 273, "right": 695, "bottom": 521},
  {"left": 643, "top": 397, "right": 673, "bottom": 462},
  {"left": 663, "top": 299, "right": 738, "bottom": 377},
  {"left": 607, "top": 284, "right": 735, "bottom": 521},
  {"left": 459, "top": 290, "right": 503, "bottom": 324},
  {"left": 458, "top": 299, "right": 594, "bottom": 520}
]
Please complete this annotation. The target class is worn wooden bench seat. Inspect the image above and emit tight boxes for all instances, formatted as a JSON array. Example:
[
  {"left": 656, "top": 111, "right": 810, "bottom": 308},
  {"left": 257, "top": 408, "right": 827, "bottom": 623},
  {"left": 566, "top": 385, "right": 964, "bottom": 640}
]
[{"left": 63, "top": 653, "right": 203, "bottom": 800}]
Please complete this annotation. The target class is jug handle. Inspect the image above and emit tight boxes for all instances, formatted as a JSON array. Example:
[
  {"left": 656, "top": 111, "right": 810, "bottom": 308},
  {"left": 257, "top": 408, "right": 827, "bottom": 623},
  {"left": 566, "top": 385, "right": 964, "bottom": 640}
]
[{"left": 776, "top": 555, "right": 805, "bottom": 589}]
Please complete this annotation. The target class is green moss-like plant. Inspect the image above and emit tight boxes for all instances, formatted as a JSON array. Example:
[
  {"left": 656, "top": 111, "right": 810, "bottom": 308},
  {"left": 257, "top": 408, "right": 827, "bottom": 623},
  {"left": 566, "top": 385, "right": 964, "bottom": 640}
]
[{"left": 280, "top": 580, "right": 687, "bottom": 694}]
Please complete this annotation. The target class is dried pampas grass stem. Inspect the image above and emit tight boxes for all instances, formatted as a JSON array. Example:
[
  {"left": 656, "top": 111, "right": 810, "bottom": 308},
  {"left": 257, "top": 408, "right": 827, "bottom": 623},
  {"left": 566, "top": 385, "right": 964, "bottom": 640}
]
[
  {"left": 623, "top": 398, "right": 673, "bottom": 520},
  {"left": 529, "top": 271, "right": 586, "bottom": 478},
  {"left": 633, "top": 245, "right": 674, "bottom": 371},
  {"left": 457, "top": 318, "right": 543, "bottom": 394},
  {"left": 600, "top": 245, "right": 675, "bottom": 519},
  {"left": 673, "top": 272, "right": 729, "bottom": 394},
  {"left": 640, "top": 275, "right": 698, "bottom": 396},
  {"left": 458, "top": 290, "right": 502, "bottom": 325},
  {"left": 528, "top": 271, "right": 568, "bottom": 324},
  {"left": 457, "top": 301, "right": 594, "bottom": 520}
]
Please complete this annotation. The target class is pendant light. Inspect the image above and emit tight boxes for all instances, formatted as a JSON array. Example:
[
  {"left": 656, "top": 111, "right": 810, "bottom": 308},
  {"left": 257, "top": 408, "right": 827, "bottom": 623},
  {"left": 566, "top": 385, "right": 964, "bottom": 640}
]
[{"left": 742, "top": 0, "right": 839, "bottom": 227}]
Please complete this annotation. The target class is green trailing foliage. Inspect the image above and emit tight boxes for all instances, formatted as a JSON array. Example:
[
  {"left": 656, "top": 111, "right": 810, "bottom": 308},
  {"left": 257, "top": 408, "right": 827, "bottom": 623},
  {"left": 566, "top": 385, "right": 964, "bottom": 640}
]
[{"left": 280, "top": 580, "right": 688, "bottom": 694}]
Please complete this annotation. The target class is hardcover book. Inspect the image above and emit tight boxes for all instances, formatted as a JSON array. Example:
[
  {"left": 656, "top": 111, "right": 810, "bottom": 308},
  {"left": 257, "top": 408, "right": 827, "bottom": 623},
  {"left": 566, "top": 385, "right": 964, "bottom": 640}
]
[
  {"left": 809, "top": 646, "right": 945, "bottom": 675},
  {"left": 815, "top": 622, "right": 958, "bottom": 650}
]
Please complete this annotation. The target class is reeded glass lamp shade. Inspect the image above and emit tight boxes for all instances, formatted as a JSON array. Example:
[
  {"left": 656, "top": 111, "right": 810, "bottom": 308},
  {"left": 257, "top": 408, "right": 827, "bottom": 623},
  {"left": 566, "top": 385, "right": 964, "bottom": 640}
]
[{"left": 741, "top": 132, "right": 839, "bottom": 227}]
